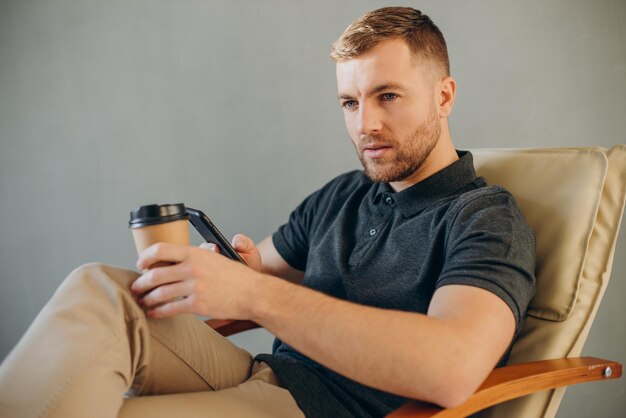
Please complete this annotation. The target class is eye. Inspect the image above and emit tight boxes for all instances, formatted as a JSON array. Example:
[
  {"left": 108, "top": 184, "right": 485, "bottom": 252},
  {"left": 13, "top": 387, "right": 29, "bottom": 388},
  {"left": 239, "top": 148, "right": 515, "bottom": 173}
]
[
  {"left": 381, "top": 92, "right": 397, "bottom": 101},
  {"left": 342, "top": 100, "right": 358, "bottom": 110}
]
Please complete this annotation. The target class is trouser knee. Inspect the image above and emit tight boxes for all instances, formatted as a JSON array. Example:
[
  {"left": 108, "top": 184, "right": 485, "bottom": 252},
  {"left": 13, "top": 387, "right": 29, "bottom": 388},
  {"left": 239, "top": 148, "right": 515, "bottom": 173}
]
[{"left": 59, "top": 262, "right": 140, "bottom": 302}]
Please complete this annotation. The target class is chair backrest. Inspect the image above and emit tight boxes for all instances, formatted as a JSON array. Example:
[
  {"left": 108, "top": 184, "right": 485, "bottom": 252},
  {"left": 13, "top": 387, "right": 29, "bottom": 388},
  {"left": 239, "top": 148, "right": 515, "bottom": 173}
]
[{"left": 470, "top": 146, "right": 626, "bottom": 418}]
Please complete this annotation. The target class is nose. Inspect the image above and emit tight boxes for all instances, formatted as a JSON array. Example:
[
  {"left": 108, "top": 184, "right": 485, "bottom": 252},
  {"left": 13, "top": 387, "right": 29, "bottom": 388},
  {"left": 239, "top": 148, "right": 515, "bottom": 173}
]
[{"left": 357, "top": 103, "right": 383, "bottom": 136}]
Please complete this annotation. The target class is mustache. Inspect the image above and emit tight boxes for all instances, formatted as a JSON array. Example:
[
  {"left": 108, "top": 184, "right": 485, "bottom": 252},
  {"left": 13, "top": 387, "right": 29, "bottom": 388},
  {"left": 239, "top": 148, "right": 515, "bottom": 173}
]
[{"left": 358, "top": 135, "right": 395, "bottom": 150}]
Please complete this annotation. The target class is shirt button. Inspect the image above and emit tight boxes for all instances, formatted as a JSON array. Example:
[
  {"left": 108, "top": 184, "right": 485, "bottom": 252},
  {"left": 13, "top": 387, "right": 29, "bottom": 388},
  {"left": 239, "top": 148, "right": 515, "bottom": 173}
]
[
  {"left": 369, "top": 228, "right": 377, "bottom": 236},
  {"left": 385, "top": 196, "right": 394, "bottom": 205}
]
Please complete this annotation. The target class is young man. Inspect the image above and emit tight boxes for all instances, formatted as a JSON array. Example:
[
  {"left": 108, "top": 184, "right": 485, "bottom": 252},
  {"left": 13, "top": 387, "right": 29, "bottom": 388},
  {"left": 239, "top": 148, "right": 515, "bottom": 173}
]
[{"left": 0, "top": 7, "right": 535, "bottom": 418}]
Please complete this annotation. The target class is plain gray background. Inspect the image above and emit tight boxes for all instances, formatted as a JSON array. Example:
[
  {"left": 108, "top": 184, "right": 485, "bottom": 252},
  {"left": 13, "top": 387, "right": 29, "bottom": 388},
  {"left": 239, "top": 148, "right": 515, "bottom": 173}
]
[{"left": 1, "top": 0, "right": 624, "bottom": 416}]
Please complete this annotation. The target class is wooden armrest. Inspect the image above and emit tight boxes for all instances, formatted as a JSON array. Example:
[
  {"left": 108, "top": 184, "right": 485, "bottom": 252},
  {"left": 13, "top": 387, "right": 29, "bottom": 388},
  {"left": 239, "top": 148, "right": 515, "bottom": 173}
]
[
  {"left": 205, "top": 318, "right": 260, "bottom": 336},
  {"left": 387, "top": 357, "right": 622, "bottom": 418}
]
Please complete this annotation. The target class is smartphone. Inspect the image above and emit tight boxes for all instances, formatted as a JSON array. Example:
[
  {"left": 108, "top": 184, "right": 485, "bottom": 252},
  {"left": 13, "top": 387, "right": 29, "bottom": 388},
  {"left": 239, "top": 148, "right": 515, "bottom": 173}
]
[{"left": 186, "top": 207, "right": 246, "bottom": 264}]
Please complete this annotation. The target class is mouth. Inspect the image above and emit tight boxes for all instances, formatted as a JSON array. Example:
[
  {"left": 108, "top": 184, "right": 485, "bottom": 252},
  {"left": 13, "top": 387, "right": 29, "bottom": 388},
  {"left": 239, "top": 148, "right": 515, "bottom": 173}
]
[{"left": 362, "top": 143, "right": 392, "bottom": 158}]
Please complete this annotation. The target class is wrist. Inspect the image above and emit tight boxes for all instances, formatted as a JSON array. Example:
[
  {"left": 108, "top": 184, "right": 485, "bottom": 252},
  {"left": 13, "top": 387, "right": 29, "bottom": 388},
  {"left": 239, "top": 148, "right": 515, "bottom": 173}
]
[{"left": 246, "top": 272, "right": 287, "bottom": 324}]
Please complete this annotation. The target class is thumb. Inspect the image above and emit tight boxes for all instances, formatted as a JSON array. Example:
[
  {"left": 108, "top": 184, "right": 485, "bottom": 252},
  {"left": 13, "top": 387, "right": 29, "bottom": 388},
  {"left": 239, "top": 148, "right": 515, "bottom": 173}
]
[{"left": 232, "top": 234, "right": 253, "bottom": 253}]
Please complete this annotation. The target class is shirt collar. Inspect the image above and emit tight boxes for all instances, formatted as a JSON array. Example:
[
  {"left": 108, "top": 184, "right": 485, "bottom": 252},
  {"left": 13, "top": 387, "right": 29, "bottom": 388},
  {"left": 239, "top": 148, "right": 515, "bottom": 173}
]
[{"left": 373, "top": 150, "right": 478, "bottom": 217}]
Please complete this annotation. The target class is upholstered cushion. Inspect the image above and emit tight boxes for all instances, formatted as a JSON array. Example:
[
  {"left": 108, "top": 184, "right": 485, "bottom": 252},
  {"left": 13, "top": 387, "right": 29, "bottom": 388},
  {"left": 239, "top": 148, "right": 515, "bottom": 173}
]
[{"left": 472, "top": 148, "right": 608, "bottom": 321}]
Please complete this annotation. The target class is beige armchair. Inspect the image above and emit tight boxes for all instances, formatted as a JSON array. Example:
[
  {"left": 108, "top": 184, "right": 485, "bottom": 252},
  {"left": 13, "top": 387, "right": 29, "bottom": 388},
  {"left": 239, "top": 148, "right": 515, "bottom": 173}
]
[{"left": 207, "top": 146, "right": 626, "bottom": 418}]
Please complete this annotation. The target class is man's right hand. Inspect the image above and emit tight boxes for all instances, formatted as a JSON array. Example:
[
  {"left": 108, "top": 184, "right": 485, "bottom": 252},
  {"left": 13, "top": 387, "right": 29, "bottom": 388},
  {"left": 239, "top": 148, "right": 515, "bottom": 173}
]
[
  {"left": 231, "top": 234, "right": 263, "bottom": 271},
  {"left": 201, "top": 234, "right": 305, "bottom": 284},
  {"left": 200, "top": 233, "right": 263, "bottom": 272}
]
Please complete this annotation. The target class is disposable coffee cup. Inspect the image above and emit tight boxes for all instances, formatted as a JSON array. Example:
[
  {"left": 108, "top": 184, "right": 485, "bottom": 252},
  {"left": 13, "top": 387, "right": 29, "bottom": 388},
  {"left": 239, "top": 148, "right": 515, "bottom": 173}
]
[{"left": 129, "top": 203, "right": 190, "bottom": 261}]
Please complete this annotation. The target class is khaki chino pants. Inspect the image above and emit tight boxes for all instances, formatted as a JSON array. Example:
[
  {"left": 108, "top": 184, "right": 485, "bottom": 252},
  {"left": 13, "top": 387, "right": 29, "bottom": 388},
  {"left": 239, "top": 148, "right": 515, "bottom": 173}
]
[{"left": 0, "top": 263, "right": 304, "bottom": 418}]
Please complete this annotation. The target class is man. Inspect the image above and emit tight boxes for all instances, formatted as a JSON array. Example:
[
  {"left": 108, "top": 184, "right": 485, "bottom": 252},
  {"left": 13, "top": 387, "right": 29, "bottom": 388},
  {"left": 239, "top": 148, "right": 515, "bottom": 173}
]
[{"left": 0, "top": 7, "right": 535, "bottom": 418}]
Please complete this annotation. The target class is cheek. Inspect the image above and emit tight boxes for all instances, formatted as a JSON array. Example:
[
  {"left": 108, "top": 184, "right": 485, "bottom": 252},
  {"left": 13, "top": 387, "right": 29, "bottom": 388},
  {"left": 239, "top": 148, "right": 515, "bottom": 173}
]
[
  {"left": 394, "top": 109, "right": 425, "bottom": 134},
  {"left": 343, "top": 112, "right": 359, "bottom": 139}
]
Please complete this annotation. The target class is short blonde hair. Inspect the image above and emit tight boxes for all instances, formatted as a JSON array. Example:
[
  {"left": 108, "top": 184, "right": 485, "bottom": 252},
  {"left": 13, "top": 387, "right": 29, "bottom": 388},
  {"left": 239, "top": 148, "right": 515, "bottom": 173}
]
[{"left": 330, "top": 7, "right": 450, "bottom": 76}]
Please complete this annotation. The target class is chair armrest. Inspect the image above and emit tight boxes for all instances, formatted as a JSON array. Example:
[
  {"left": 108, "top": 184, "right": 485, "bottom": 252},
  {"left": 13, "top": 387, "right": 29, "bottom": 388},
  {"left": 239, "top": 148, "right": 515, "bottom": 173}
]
[
  {"left": 205, "top": 318, "right": 260, "bottom": 336},
  {"left": 387, "top": 357, "right": 622, "bottom": 418}
]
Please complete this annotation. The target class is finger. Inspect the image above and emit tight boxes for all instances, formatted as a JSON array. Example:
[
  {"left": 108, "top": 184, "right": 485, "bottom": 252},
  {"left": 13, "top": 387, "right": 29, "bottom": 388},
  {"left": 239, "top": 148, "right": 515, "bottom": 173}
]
[
  {"left": 131, "top": 263, "right": 186, "bottom": 295},
  {"left": 137, "top": 243, "right": 188, "bottom": 271},
  {"left": 140, "top": 280, "right": 194, "bottom": 308},
  {"left": 232, "top": 234, "right": 251, "bottom": 252},
  {"left": 146, "top": 296, "right": 195, "bottom": 319},
  {"left": 199, "top": 242, "right": 220, "bottom": 254}
]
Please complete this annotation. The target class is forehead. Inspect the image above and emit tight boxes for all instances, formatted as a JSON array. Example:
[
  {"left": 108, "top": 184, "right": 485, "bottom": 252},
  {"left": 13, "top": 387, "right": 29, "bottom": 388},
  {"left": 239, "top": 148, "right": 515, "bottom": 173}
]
[{"left": 336, "top": 38, "right": 428, "bottom": 94}]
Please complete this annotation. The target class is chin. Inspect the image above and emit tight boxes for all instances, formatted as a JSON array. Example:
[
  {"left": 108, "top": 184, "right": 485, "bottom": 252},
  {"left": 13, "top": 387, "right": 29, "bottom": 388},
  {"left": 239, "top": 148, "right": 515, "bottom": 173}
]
[{"left": 364, "top": 167, "right": 404, "bottom": 183}]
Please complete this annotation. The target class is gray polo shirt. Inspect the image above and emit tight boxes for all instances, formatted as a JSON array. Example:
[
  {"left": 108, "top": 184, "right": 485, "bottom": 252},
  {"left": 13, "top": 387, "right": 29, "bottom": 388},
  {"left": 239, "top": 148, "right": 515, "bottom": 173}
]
[{"left": 256, "top": 151, "right": 536, "bottom": 418}]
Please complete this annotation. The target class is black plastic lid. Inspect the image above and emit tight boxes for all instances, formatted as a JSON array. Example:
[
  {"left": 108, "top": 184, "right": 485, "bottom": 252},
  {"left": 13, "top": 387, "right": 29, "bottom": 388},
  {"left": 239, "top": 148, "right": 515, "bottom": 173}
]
[{"left": 129, "top": 203, "right": 188, "bottom": 228}]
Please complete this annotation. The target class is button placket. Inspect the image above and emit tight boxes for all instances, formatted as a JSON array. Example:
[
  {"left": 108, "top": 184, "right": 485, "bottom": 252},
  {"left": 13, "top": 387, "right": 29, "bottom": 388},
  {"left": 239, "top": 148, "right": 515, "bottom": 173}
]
[{"left": 348, "top": 207, "right": 395, "bottom": 267}]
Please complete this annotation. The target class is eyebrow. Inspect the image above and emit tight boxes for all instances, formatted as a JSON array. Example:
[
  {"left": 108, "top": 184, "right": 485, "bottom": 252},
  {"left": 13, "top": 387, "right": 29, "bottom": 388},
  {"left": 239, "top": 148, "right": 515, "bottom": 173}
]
[{"left": 338, "top": 82, "right": 408, "bottom": 100}]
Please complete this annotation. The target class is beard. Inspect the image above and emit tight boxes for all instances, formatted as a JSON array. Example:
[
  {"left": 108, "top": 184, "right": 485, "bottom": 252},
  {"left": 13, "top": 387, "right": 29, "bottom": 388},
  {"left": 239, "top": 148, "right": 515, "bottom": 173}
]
[{"left": 356, "top": 108, "right": 441, "bottom": 183}]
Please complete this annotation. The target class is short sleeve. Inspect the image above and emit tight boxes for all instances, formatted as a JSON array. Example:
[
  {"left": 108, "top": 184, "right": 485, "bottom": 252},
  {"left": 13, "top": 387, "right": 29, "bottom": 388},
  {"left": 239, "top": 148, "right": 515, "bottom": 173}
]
[
  {"left": 272, "top": 187, "right": 325, "bottom": 271},
  {"left": 436, "top": 188, "right": 537, "bottom": 332}
]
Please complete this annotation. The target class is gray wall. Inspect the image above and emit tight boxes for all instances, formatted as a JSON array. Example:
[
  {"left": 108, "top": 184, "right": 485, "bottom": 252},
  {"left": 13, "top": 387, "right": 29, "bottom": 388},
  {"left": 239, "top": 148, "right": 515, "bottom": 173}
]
[{"left": 1, "top": 0, "right": 624, "bottom": 416}]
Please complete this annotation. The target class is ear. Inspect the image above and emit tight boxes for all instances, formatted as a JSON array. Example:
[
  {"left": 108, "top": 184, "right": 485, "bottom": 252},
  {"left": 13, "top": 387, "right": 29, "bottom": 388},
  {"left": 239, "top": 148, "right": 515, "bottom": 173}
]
[{"left": 437, "top": 76, "right": 456, "bottom": 118}]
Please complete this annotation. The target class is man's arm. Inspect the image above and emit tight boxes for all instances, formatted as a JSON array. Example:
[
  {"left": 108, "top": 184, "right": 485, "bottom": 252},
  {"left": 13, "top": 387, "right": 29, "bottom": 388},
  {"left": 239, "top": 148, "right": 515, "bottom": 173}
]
[
  {"left": 133, "top": 241, "right": 515, "bottom": 408},
  {"left": 250, "top": 275, "right": 515, "bottom": 408},
  {"left": 256, "top": 236, "right": 305, "bottom": 283}
]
